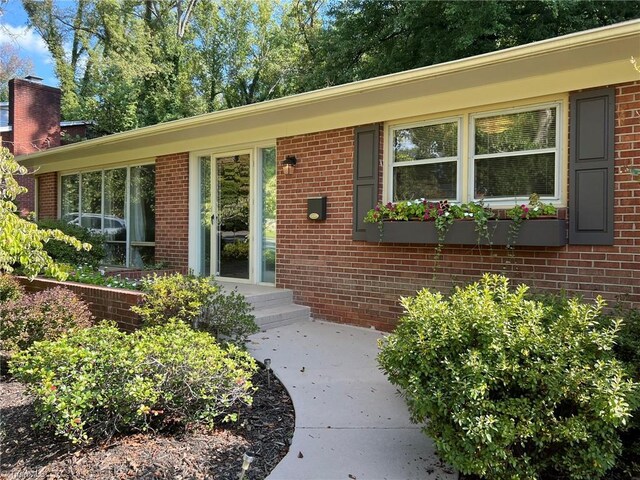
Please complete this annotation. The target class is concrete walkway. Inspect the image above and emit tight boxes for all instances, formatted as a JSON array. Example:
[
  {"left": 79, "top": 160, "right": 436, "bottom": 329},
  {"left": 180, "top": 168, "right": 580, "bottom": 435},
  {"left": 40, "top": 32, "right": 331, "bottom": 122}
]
[{"left": 247, "top": 320, "right": 457, "bottom": 480}]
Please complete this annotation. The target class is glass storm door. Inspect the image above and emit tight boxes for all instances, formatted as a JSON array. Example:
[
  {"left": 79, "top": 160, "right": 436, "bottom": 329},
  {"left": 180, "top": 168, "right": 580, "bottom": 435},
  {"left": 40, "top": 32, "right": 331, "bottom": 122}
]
[{"left": 214, "top": 154, "right": 251, "bottom": 279}]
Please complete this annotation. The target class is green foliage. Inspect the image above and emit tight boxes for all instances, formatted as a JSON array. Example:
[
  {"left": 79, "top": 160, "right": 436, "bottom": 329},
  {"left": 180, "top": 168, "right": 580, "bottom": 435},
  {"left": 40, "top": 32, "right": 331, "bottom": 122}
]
[
  {"left": 222, "top": 240, "right": 250, "bottom": 260},
  {"left": 0, "top": 148, "right": 90, "bottom": 280},
  {"left": 132, "top": 273, "right": 258, "bottom": 345},
  {"left": 66, "top": 264, "right": 139, "bottom": 290},
  {"left": 604, "top": 305, "right": 640, "bottom": 479},
  {"left": 0, "top": 287, "right": 93, "bottom": 354},
  {"left": 10, "top": 320, "right": 258, "bottom": 444},
  {"left": 378, "top": 274, "right": 637, "bottom": 480},
  {"left": 0, "top": 274, "right": 24, "bottom": 302},
  {"left": 302, "top": 1, "right": 640, "bottom": 90},
  {"left": 36, "top": 219, "right": 106, "bottom": 268}
]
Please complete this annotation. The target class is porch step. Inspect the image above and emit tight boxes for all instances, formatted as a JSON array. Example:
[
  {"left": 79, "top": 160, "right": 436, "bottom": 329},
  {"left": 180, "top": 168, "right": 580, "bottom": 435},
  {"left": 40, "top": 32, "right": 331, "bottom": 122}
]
[
  {"left": 253, "top": 303, "right": 311, "bottom": 330},
  {"left": 217, "top": 282, "right": 309, "bottom": 330}
]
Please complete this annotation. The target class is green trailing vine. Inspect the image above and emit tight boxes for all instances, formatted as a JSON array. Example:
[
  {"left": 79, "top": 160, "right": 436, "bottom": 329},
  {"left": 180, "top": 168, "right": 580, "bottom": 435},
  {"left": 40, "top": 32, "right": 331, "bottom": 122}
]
[{"left": 505, "top": 193, "right": 558, "bottom": 249}]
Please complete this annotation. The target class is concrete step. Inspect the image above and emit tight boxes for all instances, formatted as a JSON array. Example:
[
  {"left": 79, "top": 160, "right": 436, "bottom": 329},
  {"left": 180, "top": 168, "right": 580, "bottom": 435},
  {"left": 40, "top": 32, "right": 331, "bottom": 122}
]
[
  {"left": 245, "top": 289, "right": 294, "bottom": 311},
  {"left": 217, "top": 281, "right": 309, "bottom": 330},
  {"left": 254, "top": 303, "right": 311, "bottom": 330}
]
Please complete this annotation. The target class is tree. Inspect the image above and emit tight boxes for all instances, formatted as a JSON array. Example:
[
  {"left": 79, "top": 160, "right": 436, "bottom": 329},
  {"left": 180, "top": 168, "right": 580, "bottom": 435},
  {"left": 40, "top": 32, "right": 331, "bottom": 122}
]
[
  {"left": 22, "top": 0, "right": 312, "bottom": 132},
  {"left": 0, "top": 148, "right": 89, "bottom": 280},
  {"left": 300, "top": 0, "right": 640, "bottom": 90},
  {"left": 0, "top": 43, "right": 34, "bottom": 101}
]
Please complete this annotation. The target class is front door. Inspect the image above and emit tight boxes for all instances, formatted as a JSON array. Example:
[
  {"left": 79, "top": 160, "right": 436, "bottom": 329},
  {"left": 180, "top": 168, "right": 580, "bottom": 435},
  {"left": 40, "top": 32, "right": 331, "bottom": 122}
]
[
  {"left": 213, "top": 153, "right": 251, "bottom": 280},
  {"left": 196, "top": 147, "right": 275, "bottom": 284}
]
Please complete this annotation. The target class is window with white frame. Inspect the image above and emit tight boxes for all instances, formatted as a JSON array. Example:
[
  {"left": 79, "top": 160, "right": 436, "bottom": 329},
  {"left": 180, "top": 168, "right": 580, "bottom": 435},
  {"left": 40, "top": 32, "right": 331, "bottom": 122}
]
[
  {"left": 388, "top": 103, "right": 562, "bottom": 204},
  {"left": 471, "top": 103, "right": 560, "bottom": 201},
  {"left": 390, "top": 119, "right": 460, "bottom": 201},
  {"left": 60, "top": 164, "right": 155, "bottom": 267}
]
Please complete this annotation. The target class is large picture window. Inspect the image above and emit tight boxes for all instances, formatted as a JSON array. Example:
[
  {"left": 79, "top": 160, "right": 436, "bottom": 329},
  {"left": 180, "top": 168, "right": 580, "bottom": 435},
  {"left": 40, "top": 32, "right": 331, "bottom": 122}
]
[
  {"left": 60, "top": 164, "right": 155, "bottom": 267},
  {"left": 472, "top": 104, "right": 559, "bottom": 201},
  {"left": 391, "top": 119, "right": 460, "bottom": 201}
]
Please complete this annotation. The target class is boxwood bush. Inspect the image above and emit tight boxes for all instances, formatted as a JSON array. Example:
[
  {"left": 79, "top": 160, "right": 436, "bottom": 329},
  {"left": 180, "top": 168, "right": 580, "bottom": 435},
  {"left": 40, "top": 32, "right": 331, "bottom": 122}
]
[
  {"left": 132, "top": 273, "right": 258, "bottom": 345},
  {"left": 0, "top": 286, "right": 93, "bottom": 353},
  {"left": 378, "top": 274, "right": 637, "bottom": 480},
  {"left": 10, "top": 320, "right": 258, "bottom": 444}
]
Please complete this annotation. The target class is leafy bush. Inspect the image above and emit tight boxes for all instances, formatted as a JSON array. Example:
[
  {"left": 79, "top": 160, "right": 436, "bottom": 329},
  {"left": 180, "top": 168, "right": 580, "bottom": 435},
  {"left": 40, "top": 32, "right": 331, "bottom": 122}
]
[
  {"left": 604, "top": 305, "right": 640, "bottom": 479},
  {"left": 222, "top": 240, "right": 249, "bottom": 260},
  {"left": 0, "top": 287, "right": 93, "bottom": 353},
  {"left": 0, "top": 274, "right": 24, "bottom": 302},
  {"left": 0, "top": 147, "right": 89, "bottom": 280},
  {"left": 132, "top": 273, "right": 258, "bottom": 345},
  {"left": 36, "top": 219, "right": 105, "bottom": 268},
  {"left": 10, "top": 321, "right": 258, "bottom": 444},
  {"left": 378, "top": 274, "right": 637, "bottom": 480}
]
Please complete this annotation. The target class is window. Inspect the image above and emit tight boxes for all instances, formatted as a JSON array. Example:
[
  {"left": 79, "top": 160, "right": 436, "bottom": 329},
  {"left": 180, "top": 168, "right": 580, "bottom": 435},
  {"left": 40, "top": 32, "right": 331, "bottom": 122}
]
[
  {"left": 60, "top": 164, "right": 155, "bottom": 267},
  {"left": 390, "top": 119, "right": 460, "bottom": 201},
  {"left": 472, "top": 104, "right": 560, "bottom": 201},
  {"left": 387, "top": 102, "right": 562, "bottom": 205}
]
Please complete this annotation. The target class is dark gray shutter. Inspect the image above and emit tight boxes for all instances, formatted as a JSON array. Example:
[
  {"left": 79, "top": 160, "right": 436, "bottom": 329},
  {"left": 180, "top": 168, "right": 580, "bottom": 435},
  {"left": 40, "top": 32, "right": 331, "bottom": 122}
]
[
  {"left": 569, "top": 88, "right": 615, "bottom": 245},
  {"left": 353, "top": 124, "right": 380, "bottom": 240}
]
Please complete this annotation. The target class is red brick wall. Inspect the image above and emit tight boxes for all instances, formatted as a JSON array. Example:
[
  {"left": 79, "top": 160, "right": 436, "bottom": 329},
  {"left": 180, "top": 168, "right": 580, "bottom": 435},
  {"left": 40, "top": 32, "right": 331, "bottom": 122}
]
[
  {"left": 17, "top": 277, "right": 143, "bottom": 332},
  {"left": 9, "top": 79, "right": 61, "bottom": 155},
  {"left": 36, "top": 172, "right": 57, "bottom": 219},
  {"left": 155, "top": 152, "right": 190, "bottom": 271},
  {"left": 276, "top": 82, "right": 640, "bottom": 331},
  {"left": 8, "top": 78, "right": 61, "bottom": 213}
]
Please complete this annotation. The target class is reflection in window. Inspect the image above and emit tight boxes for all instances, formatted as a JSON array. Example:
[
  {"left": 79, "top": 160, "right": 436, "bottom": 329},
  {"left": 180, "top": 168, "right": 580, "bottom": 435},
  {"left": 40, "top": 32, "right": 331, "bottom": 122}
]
[
  {"left": 261, "top": 147, "right": 276, "bottom": 283},
  {"left": 391, "top": 120, "right": 459, "bottom": 202},
  {"left": 199, "top": 156, "right": 211, "bottom": 276},
  {"left": 59, "top": 164, "right": 155, "bottom": 267},
  {"left": 104, "top": 168, "right": 127, "bottom": 265},
  {"left": 130, "top": 165, "right": 156, "bottom": 267}
]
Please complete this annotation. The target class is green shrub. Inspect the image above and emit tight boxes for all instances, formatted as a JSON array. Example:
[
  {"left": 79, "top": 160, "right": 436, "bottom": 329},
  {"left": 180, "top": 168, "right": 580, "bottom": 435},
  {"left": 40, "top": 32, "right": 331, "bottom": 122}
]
[
  {"left": 0, "top": 287, "right": 94, "bottom": 353},
  {"left": 604, "top": 305, "right": 640, "bottom": 479},
  {"left": 222, "top": 240, "right": 249, "bottom": 260},
  {"left": 132, "top": 273, "right": 258, "bottom": 345},
  {"left": 378, "top": 274, "right": 637, "bottom": 480},
  {"left": 0, "top": 274, "right": 24, "bottom": 302},
  {"left": 10, "top": 320, "right": 258, "bottom": 444},
  {"left": 36, "top": 218, "right": 105, "bottom": 268}
]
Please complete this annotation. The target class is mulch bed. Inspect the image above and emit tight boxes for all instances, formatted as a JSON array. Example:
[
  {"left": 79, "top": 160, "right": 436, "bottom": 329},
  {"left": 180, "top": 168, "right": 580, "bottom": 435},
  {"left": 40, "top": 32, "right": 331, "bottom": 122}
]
[{"left": 0, "top": 366, "right": 294, "bottom": 479}]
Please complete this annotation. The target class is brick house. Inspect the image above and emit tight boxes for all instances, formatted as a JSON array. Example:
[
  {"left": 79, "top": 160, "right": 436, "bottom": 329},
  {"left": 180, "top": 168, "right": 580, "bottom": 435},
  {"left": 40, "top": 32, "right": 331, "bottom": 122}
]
[
  {"left": 19, "top": 21, "right": 640, "bottom": 330},
  {"left": 1, "top": 76, "right": 92, "bottom": 213}
]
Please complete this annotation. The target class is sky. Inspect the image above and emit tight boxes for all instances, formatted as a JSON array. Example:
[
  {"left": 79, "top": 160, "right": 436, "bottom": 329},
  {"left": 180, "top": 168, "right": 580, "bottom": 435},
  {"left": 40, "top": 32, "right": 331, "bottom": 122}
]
[{"left": 0, "top": 0, "right": 58, "bottom": 86}]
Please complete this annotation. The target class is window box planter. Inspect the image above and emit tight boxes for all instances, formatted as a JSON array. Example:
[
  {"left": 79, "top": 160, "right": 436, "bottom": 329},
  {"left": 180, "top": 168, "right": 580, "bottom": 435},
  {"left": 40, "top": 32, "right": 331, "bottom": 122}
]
[{"left": 364, "top": 218, "right": 567, "bottom": 247}]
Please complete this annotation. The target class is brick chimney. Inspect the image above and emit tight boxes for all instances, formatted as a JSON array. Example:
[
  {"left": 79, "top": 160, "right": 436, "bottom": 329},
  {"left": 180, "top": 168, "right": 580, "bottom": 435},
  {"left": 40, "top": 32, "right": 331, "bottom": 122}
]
[
  {"left": 3, "top": 76, "right": 62, "bottom": 214},
  {"left": 8, "top": 76, "right": 61, "bottom": 155}
]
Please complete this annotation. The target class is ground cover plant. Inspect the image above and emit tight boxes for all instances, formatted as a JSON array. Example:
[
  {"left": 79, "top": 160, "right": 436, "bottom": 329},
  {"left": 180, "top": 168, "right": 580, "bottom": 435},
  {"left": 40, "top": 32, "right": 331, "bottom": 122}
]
[
  {"left": 65, "top": 263, "right": 139, "bottom": 290},
  {"left": 10, "top": 320, "right": 258, "bottom": 445},
  {"left": 132, "top": 273, "right": 259, "bottom": 345},
  {"left": 378, "top": 274, "right": 637, "bottom": 480}
]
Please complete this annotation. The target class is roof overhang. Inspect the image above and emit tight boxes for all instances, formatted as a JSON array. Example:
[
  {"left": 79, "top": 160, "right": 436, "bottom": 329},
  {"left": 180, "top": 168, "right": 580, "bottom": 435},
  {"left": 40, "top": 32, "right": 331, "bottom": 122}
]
[{"left": 20, "top": 19, "right": 640, "bottom": 174}]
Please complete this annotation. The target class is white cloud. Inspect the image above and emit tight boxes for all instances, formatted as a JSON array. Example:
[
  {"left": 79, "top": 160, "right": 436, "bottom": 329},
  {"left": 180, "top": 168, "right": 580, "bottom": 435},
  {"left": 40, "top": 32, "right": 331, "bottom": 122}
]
[{"left": 0, "top": 23, "right": 49, "bottom": 56}]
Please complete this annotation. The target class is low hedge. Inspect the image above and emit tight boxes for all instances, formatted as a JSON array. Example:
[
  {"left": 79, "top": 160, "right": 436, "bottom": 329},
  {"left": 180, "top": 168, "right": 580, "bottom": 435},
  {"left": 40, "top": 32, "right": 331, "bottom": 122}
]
[
  {"left": 10, "top": 320, "right": 258, "bottom": 444},
  {"left": 378, "top": 274, "right": 637, "bottom": 480}
]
